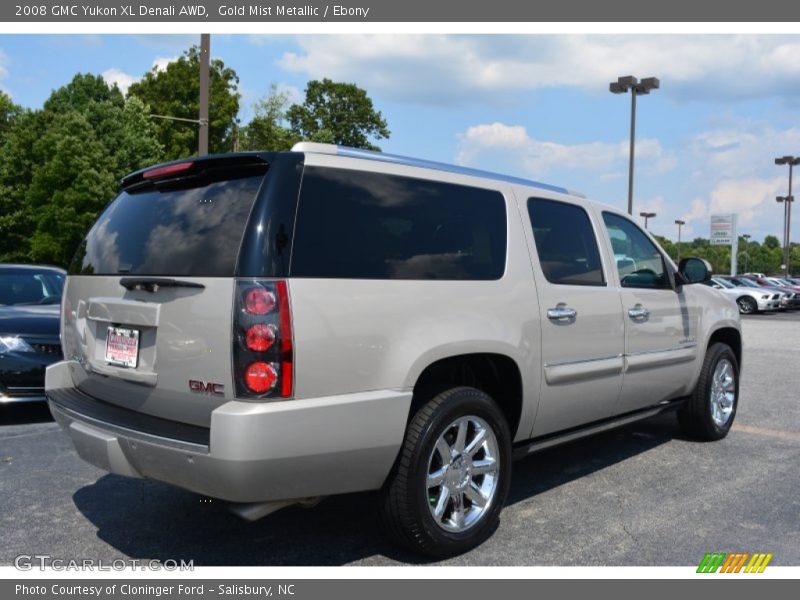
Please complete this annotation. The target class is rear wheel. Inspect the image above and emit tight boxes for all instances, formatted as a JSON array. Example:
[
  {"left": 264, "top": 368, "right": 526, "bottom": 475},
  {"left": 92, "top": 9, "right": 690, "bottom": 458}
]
[
  {"left": 737, "top": 296, "right": 757, "bottom": 314},
  {"left": 677, "top": 343, "right": 739, "bottom": 440},
  {"left": 382, "top": 386, "right": 511, "bottom": 558}
]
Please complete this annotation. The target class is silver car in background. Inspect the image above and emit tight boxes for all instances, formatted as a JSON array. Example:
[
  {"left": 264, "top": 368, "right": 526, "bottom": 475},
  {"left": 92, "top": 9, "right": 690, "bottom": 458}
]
[{"left": 707, "top": 277, "right": 780, "bottom": 314}]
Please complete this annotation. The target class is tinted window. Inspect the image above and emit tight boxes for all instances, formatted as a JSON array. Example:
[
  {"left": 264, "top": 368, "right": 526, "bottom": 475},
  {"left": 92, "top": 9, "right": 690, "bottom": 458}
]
[
  {"left": 70, "top": 172, "right": 266, "bottom": 276},
  {"left": 527, "top": 198, "right": 605, "bottom": 286},
  {"left": 0, "top": 271, "right": 64, "bottom": 305},
  {"left": 290, "top": 167, "right": 507, "bottom": 280},
  {"left": 602, "top": 212, "right": 669, "bottom": 289}
]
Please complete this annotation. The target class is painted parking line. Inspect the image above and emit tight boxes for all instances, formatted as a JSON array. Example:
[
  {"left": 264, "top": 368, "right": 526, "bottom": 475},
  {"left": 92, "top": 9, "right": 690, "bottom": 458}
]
[{"left": 732, "top": 423, "right": 800, "bottom": 442}]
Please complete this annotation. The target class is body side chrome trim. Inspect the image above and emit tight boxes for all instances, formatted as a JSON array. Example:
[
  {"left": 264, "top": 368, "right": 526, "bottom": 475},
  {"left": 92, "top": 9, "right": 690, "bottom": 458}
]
[
  {"left": 624, "top": 345, "right": 697, "bottom": 372},
  {"left": 543, "top": 344, "right": 698, "bottom": 384},
  {"left": 543, "top": 355, "right": 624, "bottom": 385}
]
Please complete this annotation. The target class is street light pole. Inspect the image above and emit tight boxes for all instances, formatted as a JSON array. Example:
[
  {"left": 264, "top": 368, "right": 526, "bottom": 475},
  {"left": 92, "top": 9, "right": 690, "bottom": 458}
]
[
  {"left": 775, "top": 156, "right": 799, "bottom": 277},
  {"left": 742, "top": 233, "right": 751, "bottom": 273},
  {"left": 610, "top": 75, "right": 660, "bottom": 215},
  {"left": 675, "top": 219, "right": 685, "bottom": 262},
  {"left": 640, "top": 211, "right": 656, "bottom": 230},
  {"left": 627, "top": 90, "right": 637, "bottom": 217}
]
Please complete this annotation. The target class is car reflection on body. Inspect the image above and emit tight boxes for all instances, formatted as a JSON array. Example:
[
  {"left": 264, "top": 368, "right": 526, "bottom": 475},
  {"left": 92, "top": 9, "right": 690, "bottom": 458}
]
[{"left": 0, "top": 264, "right": 65, "bottom": 406}]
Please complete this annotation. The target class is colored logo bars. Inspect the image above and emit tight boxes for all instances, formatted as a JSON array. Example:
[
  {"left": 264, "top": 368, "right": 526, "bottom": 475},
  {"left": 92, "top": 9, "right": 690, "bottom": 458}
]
[{"left": 697, "top": 552, "right": 773, "bottom": 573}]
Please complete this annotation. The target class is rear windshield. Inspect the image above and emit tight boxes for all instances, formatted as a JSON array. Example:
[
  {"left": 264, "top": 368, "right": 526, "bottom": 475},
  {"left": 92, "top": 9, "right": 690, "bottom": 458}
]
[
  {"left": 290, "top": 167, "right": 507, "bottom": 280},
  {"left": 70, "top": 171, "right": 266, "bottom": 276}
]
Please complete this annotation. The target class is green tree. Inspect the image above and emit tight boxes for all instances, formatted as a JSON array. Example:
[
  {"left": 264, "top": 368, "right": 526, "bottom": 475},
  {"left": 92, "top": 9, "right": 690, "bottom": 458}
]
[
  {"left": 287, "top": 78, "right": 390, "bottom": 150},
  {"left": 44, "top": 73, "right": 124, "bottom": 114},
  {"left": 128, "top": 46, "right": 240, "bottom": 160},
  {"left": 0, "top": 75, "right": 162, "bottom": 266},
  {"left": 239, "top": 85, "right": 300, "bottom": 152},
  {"left": 790, "top": 244, "right": 800, "bottom": 276},
  {"left": 764, "top": 234, "right": 781, "bottom": 250},
  {"left": 0, "top": 90, "right": 22, "bottom": 137}
]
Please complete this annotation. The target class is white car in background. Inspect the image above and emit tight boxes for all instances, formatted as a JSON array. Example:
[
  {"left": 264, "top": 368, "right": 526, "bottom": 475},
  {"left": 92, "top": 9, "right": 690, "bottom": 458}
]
[{"left": 707, "top": 277, "right": 781, "bottom": 314}]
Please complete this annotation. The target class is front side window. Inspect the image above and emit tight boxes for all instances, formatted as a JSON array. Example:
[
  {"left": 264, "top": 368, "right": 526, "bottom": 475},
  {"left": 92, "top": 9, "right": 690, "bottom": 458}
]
[
  {"left": 602, "top": 212, "right": 670, "bottom": 289},
  {"left": 527, "top": 198, "right": 605, "bottom": 286}
]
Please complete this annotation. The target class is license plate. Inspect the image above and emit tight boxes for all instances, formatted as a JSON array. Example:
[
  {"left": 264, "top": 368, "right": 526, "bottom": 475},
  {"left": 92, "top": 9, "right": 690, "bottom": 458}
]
[{"left": 105, "top": 327, "right": 139, "bottom": 368}]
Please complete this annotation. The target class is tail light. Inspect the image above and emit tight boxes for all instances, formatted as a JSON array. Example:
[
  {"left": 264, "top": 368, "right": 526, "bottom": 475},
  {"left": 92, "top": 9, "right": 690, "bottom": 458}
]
[{"left": 233, "top": 280, "right": 293, "bottom": 399}]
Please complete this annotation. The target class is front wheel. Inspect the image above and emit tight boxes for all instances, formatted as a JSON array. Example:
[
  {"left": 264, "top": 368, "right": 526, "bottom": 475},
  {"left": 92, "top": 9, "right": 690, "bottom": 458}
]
[
  {"left": 677, "top": 343, "right": 739, "bottom": 440},
  {"left": 382, "top": 386, "right": 512, "bottom": 558},
  {"left": 737, "top": 296, "right": 757, "bottom": 315}
]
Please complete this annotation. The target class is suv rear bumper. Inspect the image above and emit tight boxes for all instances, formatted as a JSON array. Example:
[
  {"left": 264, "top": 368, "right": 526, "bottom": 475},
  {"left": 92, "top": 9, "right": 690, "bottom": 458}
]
[{"left": 46, "top": 361, "right": 412, "bottom": 503}]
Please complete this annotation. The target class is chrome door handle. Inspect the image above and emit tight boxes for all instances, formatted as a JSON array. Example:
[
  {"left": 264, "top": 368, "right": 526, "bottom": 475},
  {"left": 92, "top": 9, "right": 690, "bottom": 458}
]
[
  {"left": 547, "top": 303, "right": 578, "bottom": 322},
  {"left": 628, "top": 304, "right": 650, "bottom": 321}
]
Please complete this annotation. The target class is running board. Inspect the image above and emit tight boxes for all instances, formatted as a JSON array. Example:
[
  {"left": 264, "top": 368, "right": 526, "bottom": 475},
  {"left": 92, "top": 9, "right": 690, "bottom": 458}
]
[{"left": 513, "top": 398, "right": 686, "bottom": 459}]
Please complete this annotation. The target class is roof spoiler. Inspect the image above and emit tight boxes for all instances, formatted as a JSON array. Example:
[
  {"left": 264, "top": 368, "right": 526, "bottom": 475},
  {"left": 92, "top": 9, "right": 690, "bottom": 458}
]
[{"left": 120, "top": 152, "right": 274, "bottom": 191}]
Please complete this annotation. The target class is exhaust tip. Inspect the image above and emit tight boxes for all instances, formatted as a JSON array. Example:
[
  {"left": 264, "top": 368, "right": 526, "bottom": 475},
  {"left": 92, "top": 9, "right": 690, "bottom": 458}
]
[{"left": 227, "top": 497, "right": 322, "bottom": 522}]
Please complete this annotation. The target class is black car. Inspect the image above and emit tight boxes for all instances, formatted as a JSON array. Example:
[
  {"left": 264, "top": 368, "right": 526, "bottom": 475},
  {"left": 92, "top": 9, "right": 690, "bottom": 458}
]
[{"left": 0, "top": 264, "right": 65, "bottom": 405}]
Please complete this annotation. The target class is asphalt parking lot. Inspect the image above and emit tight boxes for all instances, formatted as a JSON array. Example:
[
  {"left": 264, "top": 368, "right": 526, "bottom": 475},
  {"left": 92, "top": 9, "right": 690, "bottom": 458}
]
[{"left": 2, "top": 312, "right": 799, "bottom": 567}]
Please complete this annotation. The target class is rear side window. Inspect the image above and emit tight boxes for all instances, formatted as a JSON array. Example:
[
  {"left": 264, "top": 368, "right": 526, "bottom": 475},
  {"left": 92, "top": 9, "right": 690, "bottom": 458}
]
[
  {"left": 70, "top": 171, "right": 266, "bottom": 276},
  {"left": 290, "top": 167, "right": 507, "bottom": 280},
  {"left": 527, "top": 198, "right": 605, "bottom": 286}
]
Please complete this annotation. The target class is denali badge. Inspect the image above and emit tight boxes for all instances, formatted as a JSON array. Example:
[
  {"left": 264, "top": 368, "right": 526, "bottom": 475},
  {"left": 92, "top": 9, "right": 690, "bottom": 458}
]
[{"left": 189, "top": 379, "right": 224, "bottom": 396}]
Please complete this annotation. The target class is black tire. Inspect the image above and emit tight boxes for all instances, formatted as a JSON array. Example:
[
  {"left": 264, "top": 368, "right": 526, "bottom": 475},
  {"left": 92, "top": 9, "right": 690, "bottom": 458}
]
[
  {"left": 677, "top": 343, "right": 739, "bottom": 441},
  {"left": 737, "top": 296, "right": 757, "bottom": 315},
  {"left": 381, "top": 386, "right": 512, "bottom": 558}
]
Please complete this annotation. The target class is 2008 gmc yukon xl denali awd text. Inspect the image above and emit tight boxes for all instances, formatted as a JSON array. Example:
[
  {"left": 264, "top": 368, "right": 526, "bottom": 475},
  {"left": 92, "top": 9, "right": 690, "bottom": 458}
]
[{"left": 46, "top": 143, "right": 741, "bottom": 557}]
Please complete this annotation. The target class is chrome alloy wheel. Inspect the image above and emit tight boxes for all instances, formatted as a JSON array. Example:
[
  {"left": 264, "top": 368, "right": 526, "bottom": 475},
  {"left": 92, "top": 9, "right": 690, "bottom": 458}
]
[
  {"left": 710, "top": 358, "right": 736, "bottom": 427},
  {"left": 426, "top": 415, "right": 500, "bottom": 533}
]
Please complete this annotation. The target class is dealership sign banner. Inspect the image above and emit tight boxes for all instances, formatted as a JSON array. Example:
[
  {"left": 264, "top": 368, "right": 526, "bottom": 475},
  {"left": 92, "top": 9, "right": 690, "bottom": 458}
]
[
  {"left": 710, "top": 214, "right": 737, "bottom": 246},
  {"left": 6, "top": 0, "right": 800, "bottom": 22}
]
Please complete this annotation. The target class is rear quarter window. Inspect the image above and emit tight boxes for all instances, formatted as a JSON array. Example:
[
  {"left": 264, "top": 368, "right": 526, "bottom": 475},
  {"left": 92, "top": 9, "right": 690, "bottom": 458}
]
[{"left": 290, "top": 167, "right": 507, "bottom": 280}]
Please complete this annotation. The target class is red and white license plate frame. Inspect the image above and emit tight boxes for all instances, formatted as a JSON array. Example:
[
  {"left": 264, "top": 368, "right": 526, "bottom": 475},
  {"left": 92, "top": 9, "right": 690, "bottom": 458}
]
[{"left": 104, "top": 326, "right": 140, "bottom": 368}]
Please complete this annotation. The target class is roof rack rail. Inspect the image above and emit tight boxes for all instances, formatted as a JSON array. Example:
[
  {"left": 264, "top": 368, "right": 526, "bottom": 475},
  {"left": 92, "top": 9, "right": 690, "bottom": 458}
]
[{"left": 291, "top": 142, "right": 583, "bottom": 197}]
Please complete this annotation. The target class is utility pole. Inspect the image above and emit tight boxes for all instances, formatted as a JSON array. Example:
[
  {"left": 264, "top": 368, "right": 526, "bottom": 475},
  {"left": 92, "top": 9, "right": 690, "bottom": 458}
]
[{"left": 199, "top": 33, "right": 210, "bottom": 156}]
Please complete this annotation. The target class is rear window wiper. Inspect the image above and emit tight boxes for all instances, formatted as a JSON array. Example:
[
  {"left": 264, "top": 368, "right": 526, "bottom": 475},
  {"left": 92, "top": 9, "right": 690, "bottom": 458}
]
[{"left": 119, "top": 277, "right": 205, "bottom": 293}]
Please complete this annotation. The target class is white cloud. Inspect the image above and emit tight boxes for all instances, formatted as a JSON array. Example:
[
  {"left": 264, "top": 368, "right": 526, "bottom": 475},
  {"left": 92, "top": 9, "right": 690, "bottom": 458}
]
[
  {"left": 455, "top": 122, "right": 675, "bottom": 178},
  {"left": 689, "top": 123, "right": 800, "bottom": 180},
  {"left": 101, "top": 68, "right": 137, "bottom": 95},
  {"left": 680, "top": 198, "right": 709, "bottom": 224},
  {"left": 670, "top": 177, "right": 784, "bottom": 241},
  {"left": 275, "top": 35, "right": 800, "bottom": 105},
  {"left": 99, "top": 56, "right": 178, "bottom": 96},
  {"left": 0, "top": 49, "right": 9, "bottom": 81},
  {"left": 275, "top": 82, "right": 302, "bottom": 106},
  {"left": 152, "top": 56, "right": 177, "bottom": 72},
  {"left": 708, "top": 177, "right": 785, "bottom": 225}
]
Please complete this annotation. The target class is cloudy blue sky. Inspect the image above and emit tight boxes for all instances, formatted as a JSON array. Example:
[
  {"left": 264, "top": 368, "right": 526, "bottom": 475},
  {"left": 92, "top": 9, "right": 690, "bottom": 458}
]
[{"left": 2, "top": 34, "right": 800, "bottom": 243}]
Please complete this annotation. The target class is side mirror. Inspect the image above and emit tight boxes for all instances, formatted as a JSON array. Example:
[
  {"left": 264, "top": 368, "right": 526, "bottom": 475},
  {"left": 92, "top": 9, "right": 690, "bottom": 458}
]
[{"left": 678, "top": 257, "right": 713, "bottom": 284}]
